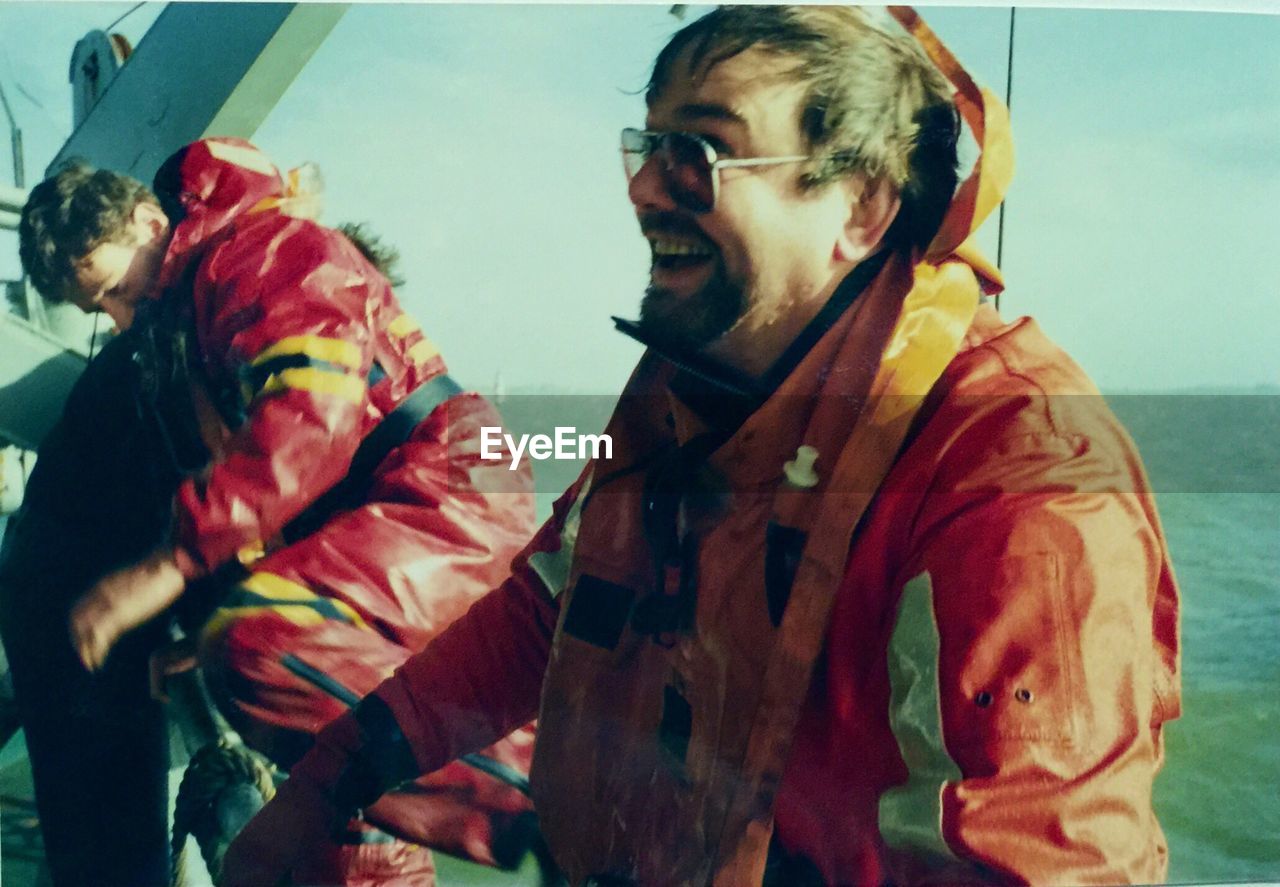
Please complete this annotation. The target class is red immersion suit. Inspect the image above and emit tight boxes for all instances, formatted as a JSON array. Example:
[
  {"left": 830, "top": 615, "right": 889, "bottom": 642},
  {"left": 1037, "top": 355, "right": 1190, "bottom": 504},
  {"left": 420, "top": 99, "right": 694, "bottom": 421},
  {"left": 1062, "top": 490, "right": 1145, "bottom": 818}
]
[
  {"left": 153, "top": 138, "right": 537, "bottom": 879},
  {"left": 356, "top": 297, "right": 1181, "bottom": 885}
]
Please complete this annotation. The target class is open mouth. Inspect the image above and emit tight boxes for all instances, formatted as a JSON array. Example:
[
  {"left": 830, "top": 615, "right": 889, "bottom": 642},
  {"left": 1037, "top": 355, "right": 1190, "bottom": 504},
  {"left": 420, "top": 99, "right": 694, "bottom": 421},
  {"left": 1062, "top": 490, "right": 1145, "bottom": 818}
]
[{"left": 648, "top": 235, "right": 715, "bottom": 273}]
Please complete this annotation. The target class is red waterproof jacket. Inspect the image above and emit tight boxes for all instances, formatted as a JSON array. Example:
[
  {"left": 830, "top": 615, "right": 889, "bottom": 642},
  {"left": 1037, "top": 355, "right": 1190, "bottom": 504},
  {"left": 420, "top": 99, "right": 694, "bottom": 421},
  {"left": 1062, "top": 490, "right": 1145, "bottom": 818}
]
[
  {"left": 357, "top": 302, "right": 1180, "bottom": 885},
  {"left": 151, "top": 138, "right": 534, "bottom": 635},
  {"left": 149, "top": 139, "right": 537, "bottom": 866}
]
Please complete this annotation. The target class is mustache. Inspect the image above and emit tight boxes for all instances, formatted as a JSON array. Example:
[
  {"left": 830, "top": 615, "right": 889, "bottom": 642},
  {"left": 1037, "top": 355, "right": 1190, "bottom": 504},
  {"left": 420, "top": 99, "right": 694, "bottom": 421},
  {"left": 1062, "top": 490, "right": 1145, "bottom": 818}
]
[{"left": 639, "top": 211, "right": 708, "bottom": 242}]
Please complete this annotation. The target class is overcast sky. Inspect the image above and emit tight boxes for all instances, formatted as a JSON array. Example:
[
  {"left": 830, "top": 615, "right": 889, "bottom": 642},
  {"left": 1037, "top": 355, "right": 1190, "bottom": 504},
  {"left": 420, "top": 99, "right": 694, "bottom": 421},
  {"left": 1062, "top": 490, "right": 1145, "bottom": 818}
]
[{"left": 1, "top": 2, "right": 1276, "bottom": 392}]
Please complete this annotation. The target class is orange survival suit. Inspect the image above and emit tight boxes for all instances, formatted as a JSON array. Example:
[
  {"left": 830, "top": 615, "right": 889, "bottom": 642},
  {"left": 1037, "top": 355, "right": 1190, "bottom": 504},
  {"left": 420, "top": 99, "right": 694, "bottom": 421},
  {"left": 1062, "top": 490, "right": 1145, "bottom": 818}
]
[
  {"left": 232, "top": 10, "right": 1180, "bottom": 885},
  {"left": 147, "top": 138, "right": 538, "bottom": 881}
]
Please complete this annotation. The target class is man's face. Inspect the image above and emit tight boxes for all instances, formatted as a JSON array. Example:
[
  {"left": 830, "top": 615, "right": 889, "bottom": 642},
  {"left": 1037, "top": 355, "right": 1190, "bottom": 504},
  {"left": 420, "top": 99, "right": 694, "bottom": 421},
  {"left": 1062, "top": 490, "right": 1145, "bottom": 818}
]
[
  {"left": 630, "top": 46, "right": 862, "bottom": 364},
  {"left": 70, "top": 203, "right": 168, "bottom": 331}
]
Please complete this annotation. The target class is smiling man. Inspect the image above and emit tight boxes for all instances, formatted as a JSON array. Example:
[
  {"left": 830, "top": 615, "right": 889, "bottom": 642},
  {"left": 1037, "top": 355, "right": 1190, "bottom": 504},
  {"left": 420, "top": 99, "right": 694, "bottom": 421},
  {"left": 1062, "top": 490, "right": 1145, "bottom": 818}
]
[
  {"left": 630, "top": 54, "right": 895, "bottom": 375},
  {"left": 226, "top": 7, "right": 1181, "bottom": 885}
]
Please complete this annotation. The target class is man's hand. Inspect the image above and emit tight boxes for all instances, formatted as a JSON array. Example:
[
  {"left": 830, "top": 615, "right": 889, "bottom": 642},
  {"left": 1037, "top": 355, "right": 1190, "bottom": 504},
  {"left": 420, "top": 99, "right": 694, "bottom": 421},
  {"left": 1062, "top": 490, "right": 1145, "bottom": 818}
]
[
  {"left": 69, "top": 548, "right": 186, "bottom": 671},
  {"left": 217, "top": 775, "right": 336, "bottom": 887},
  {"left": 219, "top": 710, "right": 365, "bottom": 886}
]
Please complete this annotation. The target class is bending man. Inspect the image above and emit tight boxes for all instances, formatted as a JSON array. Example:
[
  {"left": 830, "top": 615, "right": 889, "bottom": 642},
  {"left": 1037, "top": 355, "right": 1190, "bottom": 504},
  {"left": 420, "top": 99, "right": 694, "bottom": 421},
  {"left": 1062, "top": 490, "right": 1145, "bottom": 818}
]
[{"left": 14, "top": 138, "right": 538, "bottom": 885}]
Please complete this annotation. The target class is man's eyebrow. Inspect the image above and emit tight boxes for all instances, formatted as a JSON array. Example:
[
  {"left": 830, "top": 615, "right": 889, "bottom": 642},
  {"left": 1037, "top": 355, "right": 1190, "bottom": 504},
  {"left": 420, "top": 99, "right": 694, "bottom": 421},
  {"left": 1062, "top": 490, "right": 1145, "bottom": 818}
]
[{"left": 672, "top": 102, "right": 746, "bottom": 127}]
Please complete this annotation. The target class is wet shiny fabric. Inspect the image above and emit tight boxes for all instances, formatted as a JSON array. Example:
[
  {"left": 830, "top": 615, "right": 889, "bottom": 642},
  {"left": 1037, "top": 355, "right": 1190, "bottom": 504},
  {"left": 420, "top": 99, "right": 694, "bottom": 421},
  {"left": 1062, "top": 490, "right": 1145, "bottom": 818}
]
[{"left": 149, "top": 139, "right": 539, "bottom": 880}]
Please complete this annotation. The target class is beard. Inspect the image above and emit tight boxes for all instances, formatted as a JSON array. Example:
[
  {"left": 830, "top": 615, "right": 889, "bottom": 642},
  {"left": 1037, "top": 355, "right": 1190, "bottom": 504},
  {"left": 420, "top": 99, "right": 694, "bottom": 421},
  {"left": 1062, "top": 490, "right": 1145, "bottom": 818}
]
[{"left": 637, "top": 255, "right": 747, "bottom": 356}]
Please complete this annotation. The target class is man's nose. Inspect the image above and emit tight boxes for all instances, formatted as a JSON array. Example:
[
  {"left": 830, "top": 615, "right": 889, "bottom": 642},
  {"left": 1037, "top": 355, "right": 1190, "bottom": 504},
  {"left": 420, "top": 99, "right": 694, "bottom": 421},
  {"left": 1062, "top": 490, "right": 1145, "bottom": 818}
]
[
  {"left": 627, "top": 153, "right": 678, "bottom": 212},
  {"left": 101, "top": 296, "right": 135, "bottom": 332}
]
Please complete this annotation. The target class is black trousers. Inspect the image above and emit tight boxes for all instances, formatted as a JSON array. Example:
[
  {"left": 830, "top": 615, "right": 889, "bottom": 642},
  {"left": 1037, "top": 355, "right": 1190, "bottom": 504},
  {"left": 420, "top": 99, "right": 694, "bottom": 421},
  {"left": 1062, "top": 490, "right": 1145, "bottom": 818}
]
[
  {"left": 0, "top": 321, "right": 195, "bottom": 886},
  {"left": 1, "top": 592, "right": 172, "bottom": 887}
]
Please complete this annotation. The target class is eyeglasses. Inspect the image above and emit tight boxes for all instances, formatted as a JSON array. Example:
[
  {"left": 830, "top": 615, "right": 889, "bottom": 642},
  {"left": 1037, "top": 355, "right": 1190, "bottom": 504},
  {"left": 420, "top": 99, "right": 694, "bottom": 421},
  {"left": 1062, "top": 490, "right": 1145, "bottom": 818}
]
[{"left": 621, "top": 128, "right": 812, "bottom": 214}]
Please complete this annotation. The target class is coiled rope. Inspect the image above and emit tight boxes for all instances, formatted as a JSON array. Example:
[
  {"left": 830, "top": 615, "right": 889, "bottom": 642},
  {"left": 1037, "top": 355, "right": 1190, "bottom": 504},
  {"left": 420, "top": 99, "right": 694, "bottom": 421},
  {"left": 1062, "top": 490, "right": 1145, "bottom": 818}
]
[{"left": 170, "top": 740, "right": 276, "bottom": 886}]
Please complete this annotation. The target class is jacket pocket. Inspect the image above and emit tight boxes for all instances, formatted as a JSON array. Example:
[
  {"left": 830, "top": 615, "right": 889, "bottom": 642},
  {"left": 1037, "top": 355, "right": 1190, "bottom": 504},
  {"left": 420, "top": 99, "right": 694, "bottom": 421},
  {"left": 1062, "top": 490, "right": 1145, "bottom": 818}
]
[{"left": 934, "top": 552, "right": 1080, "bottom": 748}]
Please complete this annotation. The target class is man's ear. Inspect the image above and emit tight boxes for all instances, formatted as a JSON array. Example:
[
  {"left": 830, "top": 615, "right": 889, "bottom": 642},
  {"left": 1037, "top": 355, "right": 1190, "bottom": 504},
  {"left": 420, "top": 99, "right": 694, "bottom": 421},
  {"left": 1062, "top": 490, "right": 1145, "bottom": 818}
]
[
  {"left": 834, "top": 177, "right": 901, "bottom": 264},
  {"left": 130, "top": 201, "right": 170, "bottom": 245}
]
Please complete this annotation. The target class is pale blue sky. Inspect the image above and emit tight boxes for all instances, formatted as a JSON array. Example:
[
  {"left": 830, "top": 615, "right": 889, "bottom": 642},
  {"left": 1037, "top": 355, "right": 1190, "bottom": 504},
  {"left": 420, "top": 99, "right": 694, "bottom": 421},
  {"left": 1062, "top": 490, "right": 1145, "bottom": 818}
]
[{"left": 1, "top": 3, "right": 1276, "bottom": 392}]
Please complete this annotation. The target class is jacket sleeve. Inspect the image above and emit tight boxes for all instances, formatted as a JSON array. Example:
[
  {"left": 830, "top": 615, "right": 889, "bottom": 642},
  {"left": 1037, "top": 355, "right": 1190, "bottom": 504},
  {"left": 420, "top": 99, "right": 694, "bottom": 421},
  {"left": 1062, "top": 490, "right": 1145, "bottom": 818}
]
[
  {"left": 882, "top": 396, "right": 1178, "bottom": 885},
  {"left": 173, "top": 222, "right": 374, "bottom": 574},
  {"left": 221, "top": 496, "right": 568, "bottom": 886},
  {"left": 366, "top": 475, "right": 584, "bottom": 774}
]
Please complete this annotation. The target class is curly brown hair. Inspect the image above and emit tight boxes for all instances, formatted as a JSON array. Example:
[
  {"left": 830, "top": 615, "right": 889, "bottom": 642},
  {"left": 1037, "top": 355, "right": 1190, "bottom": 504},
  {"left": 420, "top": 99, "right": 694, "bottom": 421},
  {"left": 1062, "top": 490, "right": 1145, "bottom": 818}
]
[
  {"left": 648, "top": 6, "right": 960, "bottom": 251},
  {"left": 18, "top": 162, "right": 160, "bottom": 302}
]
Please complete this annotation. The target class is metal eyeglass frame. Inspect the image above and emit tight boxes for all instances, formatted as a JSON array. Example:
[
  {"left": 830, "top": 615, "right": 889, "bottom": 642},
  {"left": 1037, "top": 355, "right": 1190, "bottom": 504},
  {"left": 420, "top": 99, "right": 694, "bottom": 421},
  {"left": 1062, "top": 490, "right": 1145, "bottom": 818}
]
[{"left": 621, "top": 127, "right": 813, "bottom": 213}]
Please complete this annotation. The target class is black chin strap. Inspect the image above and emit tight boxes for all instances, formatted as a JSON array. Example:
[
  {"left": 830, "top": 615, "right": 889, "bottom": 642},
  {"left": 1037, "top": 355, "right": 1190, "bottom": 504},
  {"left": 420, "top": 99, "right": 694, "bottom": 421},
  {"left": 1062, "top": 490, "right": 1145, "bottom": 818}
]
[
  {"left": 612, "top": 249, "right": 891, "bottom": 422},
  {"left": 612, "top": 315, "right": 764, "bottom": 402}
]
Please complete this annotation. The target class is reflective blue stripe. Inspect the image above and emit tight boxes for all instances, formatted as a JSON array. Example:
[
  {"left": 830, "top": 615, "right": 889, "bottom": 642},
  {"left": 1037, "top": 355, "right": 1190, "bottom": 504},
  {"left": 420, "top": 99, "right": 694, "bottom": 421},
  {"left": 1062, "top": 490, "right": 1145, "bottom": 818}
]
[
  {"left": 282, "top": 654, "right": 531, "bottom": 797},
  {"left": 241, "top": 352, "right": 355, "bottom": 400},
  {"left": 221, "top": 585, "right": 358, "bottom": 625}
]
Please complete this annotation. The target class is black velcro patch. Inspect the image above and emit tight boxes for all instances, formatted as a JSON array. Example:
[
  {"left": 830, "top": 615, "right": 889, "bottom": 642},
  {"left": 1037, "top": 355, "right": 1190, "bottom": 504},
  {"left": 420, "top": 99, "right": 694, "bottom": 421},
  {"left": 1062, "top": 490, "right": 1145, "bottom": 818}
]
[
  {"left": 658, "top": 684, "right": 693, "bottom": 765},
  {"left": 563, "top": 574, "right": 637, "bottom": 649},
  {"left": 765, "top": 522, "right": 807, "bottom": 627}
]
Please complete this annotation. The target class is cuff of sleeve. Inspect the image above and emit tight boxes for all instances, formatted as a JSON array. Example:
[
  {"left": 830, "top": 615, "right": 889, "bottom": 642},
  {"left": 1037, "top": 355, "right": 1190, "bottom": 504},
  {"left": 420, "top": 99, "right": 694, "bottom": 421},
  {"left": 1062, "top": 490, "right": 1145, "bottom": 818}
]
[{"left": 331, "top": 694, "right": 421, "bottom": 812}]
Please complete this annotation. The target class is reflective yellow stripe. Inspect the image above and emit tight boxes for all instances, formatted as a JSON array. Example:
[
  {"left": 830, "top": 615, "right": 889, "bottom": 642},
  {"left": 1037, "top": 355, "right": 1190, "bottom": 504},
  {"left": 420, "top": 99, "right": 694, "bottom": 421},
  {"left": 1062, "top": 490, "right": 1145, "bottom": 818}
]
[
  {"left": 241, "top": 572, "right": 317, "bottom": 602},
  {"left": 201, "top": 604, "right": 325, "bottom": 645},
  {"left": 317, "top": 599, "right": 366, "bottom": 627},
  {"left": 387, "top": 314, "right": 420, "bottom": 338},
  {"left": 251, "top": 336, "right": 363, "bottom": 371},
  {"left": 247, "top": 164, "right": 322, "bottom": 221},
  {"left": 258, "top": 367, "right": 365, "bottom": 404},
  {"left": 241, "top": 573, "right": 368, "bottom": 629},
  {"left": 205, "top": 140, "right": 278, "bottom": 178},
  {"left": 878, "top": 572, "right": 966, "bottom": 869},
  {"left": 200, "top": 572, "right": 370, "bottom": 644},
  {"left": 407, "top": 337, "right": 439, "bottom": 365}
]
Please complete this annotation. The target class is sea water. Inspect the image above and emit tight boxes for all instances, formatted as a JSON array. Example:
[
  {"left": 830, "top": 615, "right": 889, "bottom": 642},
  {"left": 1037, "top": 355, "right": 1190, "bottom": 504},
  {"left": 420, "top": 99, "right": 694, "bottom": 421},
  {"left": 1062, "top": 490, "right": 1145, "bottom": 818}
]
[{"left": 1113, "top": 395, "right": 1280, "bottom": 884}]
